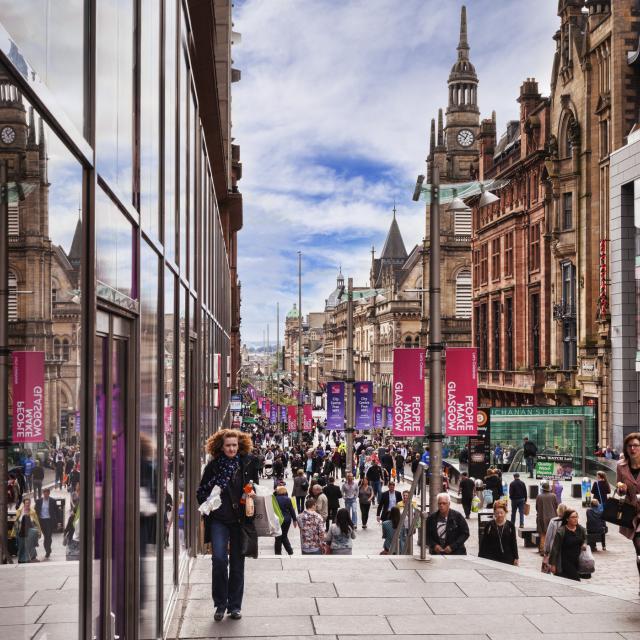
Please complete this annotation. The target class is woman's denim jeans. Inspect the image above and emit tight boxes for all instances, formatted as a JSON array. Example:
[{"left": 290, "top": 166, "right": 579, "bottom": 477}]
[{"left": 210, "top": 519, "right": 245, "bottom": 612}]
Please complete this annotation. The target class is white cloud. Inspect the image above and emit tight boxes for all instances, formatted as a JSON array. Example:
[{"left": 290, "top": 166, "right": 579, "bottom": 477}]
[{"left": 234, "top": 0, "right": 558, "bottom": 341}]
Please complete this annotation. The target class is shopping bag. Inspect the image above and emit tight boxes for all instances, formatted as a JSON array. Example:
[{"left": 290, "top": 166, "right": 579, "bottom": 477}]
[
  {"left": 578, "top": 545, "right": 595, "bottom": 574},
  {"left": 471, "top": 496, "right": 481, "bottom": 513},
  {"left": 253, "top": 487, "right": 282, "bottom": 537},
  {"left": 483, "top": 489, "right": 494, "bottom": 505},
  {"left": 602, "top": 496, "right": 636, "bottom": 529},
  {"left": 241, "top": 521, "right": 259, "bottom": 558},
  {"left": 197, "top": 486, "right": 221, "bottom": 516},
  {"left": 524, "top": 502, "right": 531, "bottom": 516}
]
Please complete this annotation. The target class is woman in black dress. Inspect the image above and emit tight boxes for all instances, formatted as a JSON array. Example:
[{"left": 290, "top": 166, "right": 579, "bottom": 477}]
[
  {"left": 479, "top": 500, "right": 519, "bottom": 566},
  {"left": 549, "top": 509, "right": 587, "bottom": 581}
]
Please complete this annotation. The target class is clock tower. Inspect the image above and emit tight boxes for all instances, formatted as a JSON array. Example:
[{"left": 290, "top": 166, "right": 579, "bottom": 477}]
[{"left": 430, "top": 5, "right": 480, "bottom": 183}]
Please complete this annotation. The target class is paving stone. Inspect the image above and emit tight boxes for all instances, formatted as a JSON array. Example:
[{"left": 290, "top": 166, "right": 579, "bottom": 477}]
[
  {"left": 416, "top": 569, "right": 488, "bottom": 583},
  {"left": 0, "top": 606, "right": 47, "bottom": 626},
  {"left": 286, "top": 558, "right": 393, "bottom": 570},
  {"left": 187, "top": 581, "right": 277, "bottom": 599},
  {"left": 0, "top": 625, "right": 41, "bottom": 640},
  {"left": 316, "top": 597, "right": 430, "bottom": 616},
  {"left": 456, "top": 581, "right": 523, "bottom": 597},
  {"left": 489, "top": 634, "right": 626, "bottom": 640},
  {"left": 277, "top": 583, "right": 337, "bottom": 598},
  {"left": 526, "top": 612, "right": 640, "bottom": 633},
  {"left": 309, "top": 570, "right": 421, "bottom": 584},
  {"left": 35, "top": 604, "right": 79, "bottom": 623},
  {"left": 387, "top": 613, "right": 539, "bottom": 635},
  {"left": 514, "top": 580, "right": 597, "bottom": 597},
  {"left": 179, "top": 615, "right": 315, "bottom": 638},
  {"left": 553, "top": 594, "right": 640, "bottom": 613},
  {"left": 0, "top": 577, "right": 66, "bottom": 591},
  {"left": 246, "top": 570, "right": 311, "bottom": 584},
  {"left": 183, "top": 596, "right": 317, "bottom": 617},
  {"left": 0, "top": 591, "right": 36, "bottom": 607},
  {"left": 220, "top": 637, "right": 336, "bottom": 640},
  {"left": 341, "top": 636, "right": 489, "bottom": 640},
  {"left": 312, "top": 615, "right": 394, "bottom": 635},
  {"left": 425, "top": 595, "right": 565, "bottom": 615},
  {"left": 246, "top": 559, "right": 285, "bottom": 571},
  {"left": 476, "top": 569, "right": 534, "bottom": 582},
  {"left": 335, "top": 581, "right": 463, "bottom": 598}
]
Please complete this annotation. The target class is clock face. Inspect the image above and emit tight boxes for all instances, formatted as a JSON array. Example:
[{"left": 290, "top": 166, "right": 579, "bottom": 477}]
[
  {"left": 457, "top": 129, "right": 474, "bottom": 147},
  {"left": 1, "top": 126, "right": 15, "bottom": 144}
]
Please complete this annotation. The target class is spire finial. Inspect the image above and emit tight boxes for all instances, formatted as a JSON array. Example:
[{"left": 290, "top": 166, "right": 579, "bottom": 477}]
[
  {"left": 458, "top": 5, "right": 469, "bottom": 54},
  {"left": 429, "top": 118, "right": 436, "bottom": 154},
  {"left": 437, "top": 109, "right": 444, "bottom": 147},
  {"left": 392, "top": 199, "right": 397, "bottom": 220}
]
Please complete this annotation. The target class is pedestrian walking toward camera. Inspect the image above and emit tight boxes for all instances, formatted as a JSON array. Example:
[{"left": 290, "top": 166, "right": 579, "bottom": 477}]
[
  {"left": 274, "top": 486, "right": 297, "bottom": 556},
  {"left": 297, "top": 497, "right": 325, "bottom": 555},
  {"left": 549, "top": 509, "right": 587, "bottom": 581},
  {"left": 323, "top": 477, "right": 342, "bottom": 531},
  {"left": 197, "top": 429, "right": 259, "bottom": 622},
  {"left": 377, "top": 480, "right": 402, "bottom": 523},
  {"left": 536, "top": 481, "right": 558, "bottom": 554},
  {"left": 32, "top": 461, "right": 44, "bottom": 500},
  {"left": 479, "top": 500, "right": 519, "bottom": 566},
  {"left": 325, "top": 507, "right": 356, "bottom": 555},
  {"left": 35, "top": 487, "right": 61, "bottom": 559},
  {"left": 311, "top": 483, "right": 329, "bottom": 528},
  {"left": 381, "top": 506, "right": 405, "bottom": 554},
  {"left": 341, "top": 473, "right": 359, "bottom": 528},
  {"left": 12, "top": 496, "right": 41, "bottom": 562},
  {"left": 542, "top": 503, "right": 568, "bottom": 573},
  {"left": 509, "top": 472, "right": 528, "bottom": 528},
  {"left": 458, "top": 471, "right": 475, "bottom": 518},
  {"left": 358, "top": 477, "right": 374, "bottom": 528},
  {"left": 425, "top": 493, "right": 469, "bottom": 555}
]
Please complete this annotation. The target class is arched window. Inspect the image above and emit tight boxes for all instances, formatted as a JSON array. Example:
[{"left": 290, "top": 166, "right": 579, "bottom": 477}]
[
  {"left": 414, "top": 337, "right": 420, "bottom": 348},
  {"left": 62, "top": 338, "right": 70, "bottom": 361},
  {"left": 404, "top": 336, "right": 413, "bottom": 348},
  {"left": 455, "top": 269, "right": 472, "bottom": 319},
  {"left": 8, "top": 271, "right": 17, "bottom": 321},
  {"left": 54, "top": 338, "right": 62, "bottom": 359}
]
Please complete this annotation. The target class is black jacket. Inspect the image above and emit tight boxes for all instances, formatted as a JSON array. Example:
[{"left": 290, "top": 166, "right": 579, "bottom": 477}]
[
  {"left": 35, "top": 496, "right": 61, "bottom": 524},
  {"left": 425, "top": 509, "right": 469, "bottom": 555},
  {"left": 509, "top": 479, "right": 528, "bottom": 501},
  {"left": 523, "top": 441, "right": 538, "bottom": 458},
  {"left": 479, "top": 520, "right": 518, "bottom": 565},
  {"left": 197, "top": 454, "right": 259, "bottom": 543},
  {"left": 484, "top": 475, "right": 502, "bottom": 501},
  {"left": 586, "top": 507, "right": 605, "bottom": 535},
  {"left": 366, "top": 464, "right": 383, "bottom": 483},
  {"left": 323, "top": 484, "right": 342, "bottom": 510},
  {"left": 459, "top": 478, "right": 475, "bottom": 501},
  {"left": 376, "top": 490, "right": 402, "bottom": 521},
  {"left": 275, "top": 494, "right": 297, "bottom": 524}
]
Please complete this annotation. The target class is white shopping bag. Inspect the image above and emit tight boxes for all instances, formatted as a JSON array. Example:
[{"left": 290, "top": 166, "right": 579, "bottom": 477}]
[
  {"left": 253, "top": 485, "right": 282, "bottom": 537},
  {"left": 198, "top": 485, "right": 222, "bottom": 516}
]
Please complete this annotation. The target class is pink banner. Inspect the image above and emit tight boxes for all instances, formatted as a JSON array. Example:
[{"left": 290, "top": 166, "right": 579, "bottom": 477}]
[
  {"left": 303, "top": 404, "right": 313, "bottom": 431},
  {"left": 12, "top": 351, "right": 45, "bottom": 443},
  {"left": 392, "top": 348, "right": 424, "bottom": 437},
  {"left": 445, "top": 347, "right": 478, "bottom": 436},
  {"left": 287, "top": 405, "right": 298, "bottom": 432},
  {"left": 163, "top": 407, "right": 172, "bottom": 433}
]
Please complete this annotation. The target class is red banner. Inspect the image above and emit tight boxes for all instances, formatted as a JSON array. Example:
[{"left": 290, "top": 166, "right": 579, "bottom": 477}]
[
  {"left": 392, "top": 348, "right": 424, "bottom": 437},
  {"left": 12, "top": 351, "right": 45, "bottom": 443},
  {"left": 163, "top": 407, "right": 172, "bottom": 433},
  {"left": 287, "top": 405, "right": 298, "bottom": 432},
  {"left": 445, "top": 347, "right": 478, "bottom": 436},
  {"left": 303, "top": 404, "right": 313, "bottom": 431}
]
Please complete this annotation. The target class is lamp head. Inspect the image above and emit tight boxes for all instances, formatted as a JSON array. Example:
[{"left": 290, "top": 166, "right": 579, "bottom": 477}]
[{"left": 478, "top": 185, "right": 500, "bottom": 208}]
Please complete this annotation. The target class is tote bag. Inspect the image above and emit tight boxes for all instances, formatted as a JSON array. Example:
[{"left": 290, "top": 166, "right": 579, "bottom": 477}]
[{"left": 601, "top": 494, "right": 636, "bottom": 530}]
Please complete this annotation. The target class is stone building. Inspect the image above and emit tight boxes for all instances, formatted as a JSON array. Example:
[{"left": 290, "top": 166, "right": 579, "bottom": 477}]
[
  {"left": 471, "top": 79, "right": 552, "bottom": 406},
  {"left": 543, "top": 0, "right": 640, "bottom": 445}
]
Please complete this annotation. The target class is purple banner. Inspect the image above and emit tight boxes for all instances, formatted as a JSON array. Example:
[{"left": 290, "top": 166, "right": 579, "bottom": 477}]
[
  {"left": 280, "top": 405, "right": 287, "bottom": 423},
  {"left": 327, "top": 381, "right": 345, "bottom": 430},
  {"left": 270, "top": 405, "right": 277, "bottom": 424},
  {"left": 386, "top": 406, "right": 393, "bottom": 429},
  {"left": 354, "top": 381, "right": 373, "bottom": 430},
  {"left": 374, "top": 406, "right": 382, "bottom": 429}
]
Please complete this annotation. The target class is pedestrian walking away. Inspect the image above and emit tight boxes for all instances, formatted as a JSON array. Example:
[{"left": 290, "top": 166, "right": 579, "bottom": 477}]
[
  {"left": 197, "top": 429, "right": 259, "bottom": 621},
  {"left": 273, "top": 485, "right": 297, "bottom": 555},
  {"left": 536, "top": 481, "right": 558, "bottom": 554},
  {"left": 509, "top": 472, "right": 528, "bottom": 528},
  {"left": 325, "top": 507, "right": 356, "bottom": 554},
  {"left": 323, "top": 476, "right": 342, "bottom": 531},
  {"left": 458, "top": 471, "right": 475, "bottom": 518},
  {"left": 297, "top": 497, "right": 325, "bottom": 555},
  {"left": 523, "top": 437, "right": 538, "bottom": 478},
  {"left": 292, "top": 468, "right": 309, "bottom": 514}
]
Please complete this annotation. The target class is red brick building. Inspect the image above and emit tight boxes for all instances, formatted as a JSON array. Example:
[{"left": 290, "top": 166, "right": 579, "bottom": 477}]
[{"left": 471, "top": 79, "right": 551, "bottom": 406}]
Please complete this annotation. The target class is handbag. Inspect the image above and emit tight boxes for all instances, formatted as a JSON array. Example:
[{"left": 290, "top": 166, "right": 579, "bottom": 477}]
[
  {"left": 523, "top": 502, "right": 530, "bottom": 516},
  {"left": 578, "top": 545, "right": 595, "bottom": 574},
  {"left": 601, "top": 493, "right": 636, "bottom": 529},
  {"left": 240, "top": 521, "right": 258, "bottom": 558},
  {"left": 321, "top": 542, "right": 332, "bottom": 555}
]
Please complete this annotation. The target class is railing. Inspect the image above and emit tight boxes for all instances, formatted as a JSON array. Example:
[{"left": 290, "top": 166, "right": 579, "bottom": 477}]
[{"left": 389, "top": 462, "right": 428, "bottom": 557}]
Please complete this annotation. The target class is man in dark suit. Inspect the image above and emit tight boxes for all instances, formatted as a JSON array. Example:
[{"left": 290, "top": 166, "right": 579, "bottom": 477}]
[
  {"left": 376, "top": 480, "right": 403, "bottom": 523},
  {"left": 458, "top": 471, "right": 475, "bottom": 518},
  {"left": 35, "top": 487, "right": 61, "bottom": 559},
  {"left": 425, "top": 493, "right": 469, "bottom": 555},
  {"left": 322, "top": 476, "right": 342, "bottom": 531}
]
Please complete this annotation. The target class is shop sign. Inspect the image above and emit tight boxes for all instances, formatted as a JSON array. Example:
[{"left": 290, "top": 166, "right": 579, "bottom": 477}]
[
  {"left": 230, "top": 393, "right": 242, "bottom": 412},
  {"left": 598, "top": 239, "right": 608, "bottom": 319},
  {"left": 287, "top": 405, "right": 298, "bottom": 432},
  {"left": 535, "top": 454, "right": 573, "bottom": 480},
  {"left": 444, "top": 348, "right": 477, "bottom": 436},
  {"left": 354, "top": 381, "right": 373, "bottom": 430},
  {"left": 468, "top": 409, "right": 490, "bottom": 480},
  {"left": 491, "top": 406, "right": 594, "bottom": 417},
  {"left": 12, "top": 351, "right": 45, "bottom": 443},
  {"left": 392, "top": 348, "right": 425, "bottom": 437},
  {"left": 303, "top": 404, "right": 313, "bottom": 431},
  {"left": 326, "top": 381, "right": 344, "bottom": 430}
]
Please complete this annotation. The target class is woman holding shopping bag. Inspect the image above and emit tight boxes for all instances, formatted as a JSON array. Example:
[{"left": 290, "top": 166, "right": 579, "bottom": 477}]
[{"left": 197, "top": 429, "right": 259, "bottom": 621}]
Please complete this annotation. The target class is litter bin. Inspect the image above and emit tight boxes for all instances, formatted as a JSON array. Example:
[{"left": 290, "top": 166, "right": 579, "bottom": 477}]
[
  {"left": 54, "top": 498, "right": 65, "bottom": 532},
  {"left": 528, "top": 484, "right": 538, "bottom": 499},
  {"left": 571, "top": 484, "right": 582, "bottom": 499},
  {"left": 477, "top": 509, "right": 494, "bottom": 549}
]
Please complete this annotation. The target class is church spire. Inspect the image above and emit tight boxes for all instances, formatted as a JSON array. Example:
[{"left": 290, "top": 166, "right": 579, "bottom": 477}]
[{"left": 457, "top": 5, "right": 469, "bottom": 57}]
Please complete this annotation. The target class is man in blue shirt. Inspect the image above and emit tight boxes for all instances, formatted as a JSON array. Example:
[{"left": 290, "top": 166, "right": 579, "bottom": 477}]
[{"left": 23, "top": 454, "right": 35, "bottom": 493}]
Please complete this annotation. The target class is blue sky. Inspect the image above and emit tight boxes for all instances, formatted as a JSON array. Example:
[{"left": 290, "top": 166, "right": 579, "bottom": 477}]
[{"left": 233, "top": 1, "right": 559, "bottom": 343}]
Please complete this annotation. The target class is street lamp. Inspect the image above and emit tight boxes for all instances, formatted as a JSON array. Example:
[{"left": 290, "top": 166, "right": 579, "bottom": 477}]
[{"left": 412, "top": 169, "right": 503, "bottom": 514}]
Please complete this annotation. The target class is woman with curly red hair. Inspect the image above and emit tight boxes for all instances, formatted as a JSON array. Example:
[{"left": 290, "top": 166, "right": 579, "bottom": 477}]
[{"left": 197, "top": 429, "right": 259, "bottom": 621}]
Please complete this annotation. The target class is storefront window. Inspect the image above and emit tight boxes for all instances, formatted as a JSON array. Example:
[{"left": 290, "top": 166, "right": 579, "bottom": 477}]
[
  {"left": 178, "top": 286, "right": 187, "bottom": 555},
  {"left": 164, "top": 0, "right": 177, "bottom": 262},
  {"left": 2, "top": 74, "right": 83, "bottom": 638},
  {"left": 0, "top": 0, "right": 86, "bottom": 135},
  {"left": 179, "top": 54, "right": 188, "bottom": 274}
]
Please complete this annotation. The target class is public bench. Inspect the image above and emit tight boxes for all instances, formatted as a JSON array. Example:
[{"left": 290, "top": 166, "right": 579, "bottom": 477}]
[{"left": 518, "top": 526, "right": 540, "bottom": 548}]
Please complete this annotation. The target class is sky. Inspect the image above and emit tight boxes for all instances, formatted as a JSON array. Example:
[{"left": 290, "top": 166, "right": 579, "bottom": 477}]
[{"left": 233, "top": 0, "right": 560, "bottom": 344}]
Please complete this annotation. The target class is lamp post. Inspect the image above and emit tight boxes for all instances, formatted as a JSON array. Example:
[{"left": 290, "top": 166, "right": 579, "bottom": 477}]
[
  {"left": 297, "top": 251, "right": 303, "bottom": 442},
  {"left": 412, "top": 171, "right": 502, "bottom": 514},
  {"left": 345, "top": 277, "right": 354, "bottom": 476}
]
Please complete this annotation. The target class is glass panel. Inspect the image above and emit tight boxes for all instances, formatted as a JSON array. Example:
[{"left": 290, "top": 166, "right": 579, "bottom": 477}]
[
  {"left": 0, "top": 0, "right": 86, "bottom": 134},
  {"left": 140, "top": 242, "right": 159, "bottom": 638},
  {"left": 178, "top": 287, "right": 187, "bottom": 554},
  {"left": 96, "top": 188, "right": 135, "bottom": 300},
  {"left": 163, "top": 269, "right": 175, "bottom": 612},
  {"left": 189, "top": 90, "right": 196, "bottom": 283},
  {"left": 140, "top": 0, "right": 160, "bottom": 239},
  {"left": 96, "top": 0, "right": 133, "bottom": 203},
  {"left": 179, "top": 54, "right": 188, "bottom": 273},
  {"left": 2, "top": 72, "right": 83, "bottom": 638},
  {"left": 164, "top": 0, "right": 177, "bottom": 261}
]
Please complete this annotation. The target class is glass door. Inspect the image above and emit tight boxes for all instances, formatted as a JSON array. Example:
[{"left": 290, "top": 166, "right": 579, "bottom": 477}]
[{"left": 94, "top": 311, "right": 134, "bottom": 640}]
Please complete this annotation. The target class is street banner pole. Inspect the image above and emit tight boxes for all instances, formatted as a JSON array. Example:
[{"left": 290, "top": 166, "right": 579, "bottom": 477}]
[{"left": 346, "top": 278, "right": 354, "bottom": 475}]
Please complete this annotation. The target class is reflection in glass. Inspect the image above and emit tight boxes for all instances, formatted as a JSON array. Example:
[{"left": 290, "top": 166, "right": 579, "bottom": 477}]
[
  {"left": 163, "top": 269, "right": 175, "bottom": 610},
  {"left": 140, "top": 242, "right": 159, "bottom": 638},
  {"left": 164, "top": 0, "right": 177, "bottom": 261},
  {"left": 96, "top": 189, "right": 135, "bottom": 300},
  {"left": 1, "top": 66, "right": 83, "bottom": 638},
  {"left": 140, "top": 0, "right": 160, "bottom": 239},
  {"left": 189, "top": 90, "right": 196, "bottom": 283},
  {"left": 179, "top": 54, "right": 188, "bottom": 274},
  {"left": 0, "top": 0, "right": 86, "bottom": 134},
  {"left": 178, "top": 287, "right": 187, "bottom": 554},
  {"left": 96, "top": 0, "right": 133, "bottom": 202}
]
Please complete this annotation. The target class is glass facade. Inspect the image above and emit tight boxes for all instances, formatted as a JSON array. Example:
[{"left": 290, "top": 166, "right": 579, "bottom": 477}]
[{"left": 0, "top": 2, "right": 240, "bottom": 638}]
